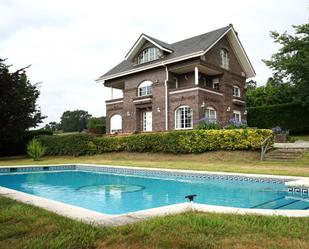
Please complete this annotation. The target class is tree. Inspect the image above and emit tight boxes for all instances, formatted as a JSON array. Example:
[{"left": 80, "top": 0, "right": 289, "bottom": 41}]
[
  {"left": 60, "top": 110, "right": 91, "bottom": 132},
  {"left": 263, "top": 22, "right": 309, "bottom": 107},
  {"left": 87, "top": 117, "right": 106, "bottom": 134},
  {"left": 246, "top": 78, "right": 296, "bottom": 107},
  {"left": 0, "top": 58, "right": 45, "bottom": 147},
  {"left": 44, "top": 121, "right": 61, "bottom": 132}
]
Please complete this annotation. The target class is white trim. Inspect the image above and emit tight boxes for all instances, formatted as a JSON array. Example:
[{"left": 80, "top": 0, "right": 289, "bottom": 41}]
[
  {"left": 105, "top": 100, "right": 123, "bottom": 105},
  {"left": 125, "top": 34, "right": 173, "bottom": 60},
  {"left": 133, "top": 97, "right": 152, "bottom": 103},
  {"left": 232, "top": 85, "right": 241, "bottom": 97},
  {"left": 232, "top": 99, "right": 245, "bottom": 104},
  {"left": 194, "top": 66, "right": 199, "bottom": 85},
  {"left": 233, "top": 110, "right": 241, "bottom": 122},
  {"left": 96, "top": 51, "right": 204, "bottom": 83},
  {"left": 169, "top": 87, "right": 223, "bottom": 96},
  {"left": 175, "top": 105, "right": 193, "bottom": 130}
]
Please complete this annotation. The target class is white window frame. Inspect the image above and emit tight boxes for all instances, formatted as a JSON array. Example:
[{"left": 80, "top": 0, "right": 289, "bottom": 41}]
[
  {"left": 205, "top": 107, "right": 217, "bottom": 123},
  {"left": 233, "top": 85, "right": 241, "bottom": 97},
  {"left": 138, "top": 81, "right": 153, "bottom": 97},
  {"left": 233, "top": 110, "right": 241, "bottom": 122},
  {"left": 137, "top": 47, "right": 161, "bottom": 64},
  {"left": 212, "top": 78, "right": 219, "bottom": 90},
  {"left": 220, "top": 48, "right": 229, "bottom": 69},
  {"left": 175, "top": 105, "right": 193, "bottom": 130}
]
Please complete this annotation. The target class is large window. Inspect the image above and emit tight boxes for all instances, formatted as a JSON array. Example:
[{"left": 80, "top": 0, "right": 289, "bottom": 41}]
[
  {"left": 220, "top": 48, "right": 229, "bottom": 69},
  {"left": 137, "top": 47, "right": 161, "bottom": 64},
  {"left": 233, "top": 110, "right": 241, "bottom": 122},
  {"left": 138, "top": 81, "right": 152, "bottom": 96},
  {"left": 110, "top": 114, "right": 122, "bottom": 133},
  {"left": 233, "top": 85, "right": 241, "bottom": 97},
  {"left": 205, "top": 107, "right": 217, "bottom": 123},
  {"left": 175, "top": 106, "right": 193, "bottom": 129}
]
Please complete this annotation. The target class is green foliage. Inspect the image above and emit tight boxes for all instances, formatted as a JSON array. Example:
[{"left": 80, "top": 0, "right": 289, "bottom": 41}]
[
  {"left": 60, "top": 110, "right": 91, "bottom": 132},
  {"left": 27, "top": 139, "right": 46, "bottom": 161},
  {"left": 263, "top": 22, "right": 309, "bottom": 107},
  {"left": 44, "top": 121, "right": 61, "bottom": 132},
  {"left": 0, "top": 58, "right": 45, "bottom": 154},
  {"left": 87, "top": 117, "right": 106, "bottom": 134},
  {"left": 39, "top": 133, "right": 94, "bottom": 156},
  {"left": 196, "top": 121, "right": 221, "bottom": 130},
  {"left": 246, "top": 80, "right": 296, "bottom": 107},
  {"left": 38, "top": 129, "right": 272, "bottom": 156},
  {"left": 247, "top": 103, "right": 309, "bottom": 133}
]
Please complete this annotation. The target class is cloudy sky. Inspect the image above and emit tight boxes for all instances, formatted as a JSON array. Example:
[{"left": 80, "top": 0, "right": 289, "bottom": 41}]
[{"left": 1, "top": 0, "right": 308, "bottom": 126}]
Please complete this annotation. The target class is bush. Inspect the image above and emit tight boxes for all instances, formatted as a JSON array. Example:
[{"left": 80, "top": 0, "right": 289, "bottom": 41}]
[
  {"left": 247, "top": 103, "right": 309, "bottom": 134},
  {"left": 37, "top": 129, "right": 272, "bottom": 156},
  {"left": 27, "top": 139, "right": 46, "bottom": 161},
  {"left": 225, "top": 119, "right": 248, "bottom": 129},
  {"left": 196, "top": 121, "right": 221, "bottom": 130},
  {"left": 87, "top": 117, "right": 106, "bottom": 134}
]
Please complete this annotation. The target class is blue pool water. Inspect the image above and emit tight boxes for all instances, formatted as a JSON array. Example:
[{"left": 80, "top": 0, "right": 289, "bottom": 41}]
[{"left": 0, "top": 169, "right": 308, "bottom": 214}]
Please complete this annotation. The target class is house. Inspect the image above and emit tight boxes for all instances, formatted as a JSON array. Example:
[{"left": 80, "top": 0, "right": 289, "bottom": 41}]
[{"left": 96, "top": 24, "right": 255, "bottom": 134}]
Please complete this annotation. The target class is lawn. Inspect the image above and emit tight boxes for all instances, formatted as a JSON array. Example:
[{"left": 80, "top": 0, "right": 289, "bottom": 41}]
[
  {"left": 1, "top": 151, "right": 309, "bottom": 177},
  {"left": 0, "top": 196, "right": 308, "bottom": 249},
  {"left": 292, "top": 134, "right": 309, "bottom": 142}
]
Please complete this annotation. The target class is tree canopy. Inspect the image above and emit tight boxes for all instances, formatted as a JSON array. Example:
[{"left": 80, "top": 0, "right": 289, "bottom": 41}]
[
  {"left": 263, "top": 22, "right": 309, "bottom": 107},
  {"left": 0, "top": 58, "right": 45, "bottom": 146},
  {"left": 60, "top": 110, "right": 91, "bottom": 132}
]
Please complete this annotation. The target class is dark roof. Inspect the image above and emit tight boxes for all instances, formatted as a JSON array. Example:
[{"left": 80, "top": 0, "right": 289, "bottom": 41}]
[{"left": 99, "top": 25, "right": 231, "bottom": 80}]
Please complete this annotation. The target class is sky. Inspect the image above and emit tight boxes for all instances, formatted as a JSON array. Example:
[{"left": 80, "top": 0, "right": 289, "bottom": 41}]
[{"left": 0, "top": 0, "right": 308, "bottom": 126}]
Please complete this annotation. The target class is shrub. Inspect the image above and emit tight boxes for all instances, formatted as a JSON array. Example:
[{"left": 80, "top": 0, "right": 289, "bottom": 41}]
[
  {"left": 247, "top": 103, "right": 309, "bottom": 134},
  {"left": 196, "top": 119, "right": 221, "bottom": 130},
  {"left": 225, "top": 119, "right": 248, "bottom": 129},
  {"left": 27, "top": 139, "right": 46, "bottom": 161},
  {"left": 37, "top": 129, "right": 272, "bottom": 156}
]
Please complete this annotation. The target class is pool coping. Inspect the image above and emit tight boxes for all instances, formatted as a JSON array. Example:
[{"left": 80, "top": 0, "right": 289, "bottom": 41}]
[{"left": 0, "top": 163, "right": 309, "bottom": 225}]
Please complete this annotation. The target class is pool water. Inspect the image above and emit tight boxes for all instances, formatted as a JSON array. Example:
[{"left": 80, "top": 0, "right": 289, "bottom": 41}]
[{"left": 0, "top": 170, "right": 308, "bottom": 214}]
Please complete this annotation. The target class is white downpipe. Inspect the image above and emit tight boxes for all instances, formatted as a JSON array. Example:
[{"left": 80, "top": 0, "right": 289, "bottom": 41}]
[
  {"left": 194, "top": 66, "right": 199, "bottom": 85},
  {"left": 164, "top": 66, "right": 169, "bottom": 131}
]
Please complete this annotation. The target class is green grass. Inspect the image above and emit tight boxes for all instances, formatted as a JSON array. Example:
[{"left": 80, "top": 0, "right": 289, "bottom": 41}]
[
  {"left": 0, "top": 196, "right": 308, "bottom": 249},
  {"left": 292, "top": 134, "right": 309, "bottom": 141},
  {"left": 1, "top": 151, "right": 309, "bottom": 176}
]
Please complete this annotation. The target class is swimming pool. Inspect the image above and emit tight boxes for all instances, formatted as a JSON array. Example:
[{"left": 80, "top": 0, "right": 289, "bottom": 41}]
[{"left": 0, "top": 164, "right": 309, "bottom": 216}]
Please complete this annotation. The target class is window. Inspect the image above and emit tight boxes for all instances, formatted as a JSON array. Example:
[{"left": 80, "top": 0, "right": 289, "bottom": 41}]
[
  {"left": 220, "top": 48, "right": 229, "bottom": 69},
  {"left": 138, "top": 81, "right": 152, "bottom": 97},
  {"left": 205, "top": 107, "right": 217, "bottom": 123},
  {"left": 212, "top": 78, "right": 219, "bottom": 90},
  {"left": 233, "top": 110, "right": 241, "bottom": 122},
  {"left": 175, "top": 106, "right": 193, "bottom": 129},
  {"left": 137, "top": 47, "right": 161, "bottom": 64},
  {"left": 233, "top": 85, "right": 241, "bottom": 97},
  {"left": 110, "top": 114, "right": 122, "bottom": 133}
]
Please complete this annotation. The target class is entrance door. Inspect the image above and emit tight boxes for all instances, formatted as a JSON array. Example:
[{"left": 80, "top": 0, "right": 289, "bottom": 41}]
[{"left": 143, "top": 111, "right": 152, "bottom": 132}]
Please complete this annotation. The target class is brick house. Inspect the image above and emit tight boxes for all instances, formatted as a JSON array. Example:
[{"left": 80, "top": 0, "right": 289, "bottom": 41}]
[{"left": 96, "top": 24, "right": 255, "bottom": 134}]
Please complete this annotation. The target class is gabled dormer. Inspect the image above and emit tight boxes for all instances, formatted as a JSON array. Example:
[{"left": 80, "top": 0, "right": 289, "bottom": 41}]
[{"left": 125, "top": 34, "right": 173, "bottom": 65}]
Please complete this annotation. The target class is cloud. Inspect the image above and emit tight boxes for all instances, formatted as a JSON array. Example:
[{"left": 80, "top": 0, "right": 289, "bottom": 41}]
[{"left": 1, "top": 0, "right": 308, "bottom": 125}]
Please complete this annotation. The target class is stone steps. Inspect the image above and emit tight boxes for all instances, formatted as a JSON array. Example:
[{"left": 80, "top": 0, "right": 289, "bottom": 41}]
[{"left": 264, "top": 149, "right": 304, "bottom": 161}]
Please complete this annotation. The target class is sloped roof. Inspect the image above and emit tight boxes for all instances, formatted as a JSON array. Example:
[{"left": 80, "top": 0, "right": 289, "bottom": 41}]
[{"left": 97, "top": 25, "right": 255, "bottom": 82}]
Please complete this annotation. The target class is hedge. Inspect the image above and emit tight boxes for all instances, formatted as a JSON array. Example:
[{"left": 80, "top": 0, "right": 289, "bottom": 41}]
[
  {"left": 38, "top": 129, "right": 272, "bottom": 156},
  {"left": 247, "top": 103, "right": 309, "bottom": 134}
]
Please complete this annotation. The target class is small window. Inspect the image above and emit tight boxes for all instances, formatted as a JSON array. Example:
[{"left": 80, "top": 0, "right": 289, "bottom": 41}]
[
  {"left": 220, "top": 48, "right": 229, "bottom": 69},
  {"left": 175, "top": 106, "right": 193, "bottom": 129},
  {"left": 233, "top": 85, "right": 241, "bottom": 97},
  {"left": 205, "top": 107, "right": 217, "bottom": 123},
  {"left": 137, "top": 47, "right": 161, "bottom": 64},
  {"left": 138, "top": 81, "right": 152, "bottom": 97},
  {"left": 212, "top": 78, "right": 219, "bottom": 90},
  {"left": 233, "top": 110, "right": 241, "bottom": 122}
]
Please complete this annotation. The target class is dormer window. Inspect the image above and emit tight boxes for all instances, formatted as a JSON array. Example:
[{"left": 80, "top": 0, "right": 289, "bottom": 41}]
[
  {"left": 138, "top": 81, "right": 152, "bottom": 96},
  {"left": 233, "top": 85, "right": 241, "bottom": 97},
  {"left": 220, "top": 48, "right": 229, "bottom": 69},
  {"left": 137, "top": 47, "right": 161, "bottom": 64}
]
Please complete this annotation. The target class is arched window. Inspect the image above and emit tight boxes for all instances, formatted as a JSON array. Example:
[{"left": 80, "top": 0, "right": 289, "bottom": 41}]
[
  {"left": 138, "top": 47, "right": 161, "bottom": 64},
  {"left": 110, "top": 114, "right": 122, "bottom": 133},
  {"left": 232, "top": 85, "right": 241, "bottom": 97},
  {"left": 205, "top": 107, "right": 217, "bottom": 123},
  {"left": 175, "top": 106, "right": 193, "bottom": 129},
  {"left": 220, "top": 48, "right": 229, "bottom": 69},
  {"left": 138, "top": 81, "right": 152, "bottom": 97}
]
